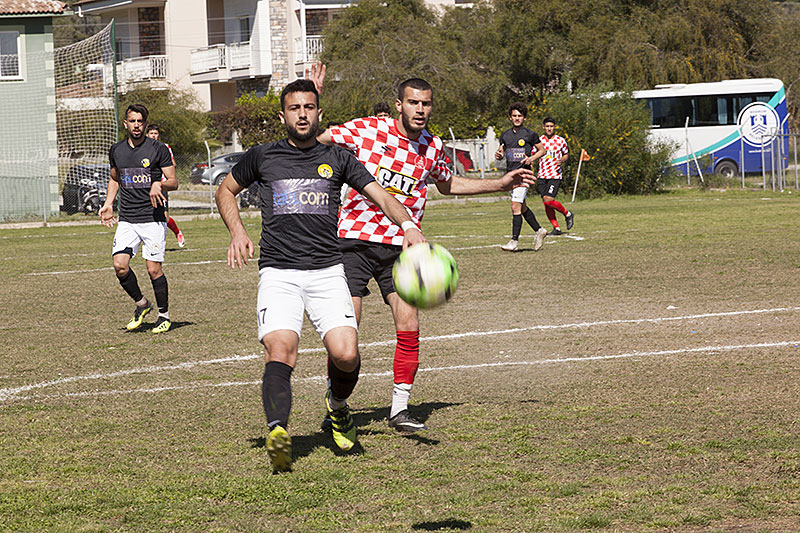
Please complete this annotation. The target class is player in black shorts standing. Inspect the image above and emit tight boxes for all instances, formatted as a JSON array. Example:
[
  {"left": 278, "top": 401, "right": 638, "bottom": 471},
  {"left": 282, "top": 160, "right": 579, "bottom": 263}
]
[
  {"left": 100, "top": 104, "right": 178, "bottom": 334},
  {"left": 214, "top": 79, "right": 426, "bottom": 473},
  {"left": 495, "top": 102, "right": 547, "bottom": 252}
]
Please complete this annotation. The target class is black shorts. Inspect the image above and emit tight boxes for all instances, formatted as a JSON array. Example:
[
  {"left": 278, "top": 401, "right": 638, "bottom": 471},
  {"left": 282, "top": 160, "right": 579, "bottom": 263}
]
[
  {"left": 340, "top": 238, "right": 402, "bottom": 304},
  {"left": 537, "top": 178, "right": 562, "bottom": 198}
]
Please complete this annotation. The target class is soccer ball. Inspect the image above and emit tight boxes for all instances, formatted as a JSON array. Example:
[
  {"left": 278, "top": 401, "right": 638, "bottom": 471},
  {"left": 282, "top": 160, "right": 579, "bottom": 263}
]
[{"left": 392, "top": 243, "right": 459, "bottom": 309}]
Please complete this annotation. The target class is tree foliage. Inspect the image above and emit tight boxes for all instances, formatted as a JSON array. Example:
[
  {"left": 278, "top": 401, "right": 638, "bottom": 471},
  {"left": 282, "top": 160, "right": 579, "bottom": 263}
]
[
  {"left": 118, "top": 86, "right": 207, "bottom": 154},
  {"left": 210, "top": 92, "right": 284, "bottom": 149}
]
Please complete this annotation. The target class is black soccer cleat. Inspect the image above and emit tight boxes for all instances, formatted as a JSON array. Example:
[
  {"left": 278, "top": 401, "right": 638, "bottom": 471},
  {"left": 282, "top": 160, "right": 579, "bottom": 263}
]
[
  {"left": 548, "top": 228, "right": 562, "bottom": 236},
  {"left": 387, "top": 410, "right": 428, "bottom": 433},
  {"left": 565, "top": 212, "right": 574, "bottom": 230}
]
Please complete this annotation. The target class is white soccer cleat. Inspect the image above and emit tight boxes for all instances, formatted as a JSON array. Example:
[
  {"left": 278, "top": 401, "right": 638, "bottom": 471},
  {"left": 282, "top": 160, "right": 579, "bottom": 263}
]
[
  {"left": 533, "top": 228, "right": 547, "bottom": 251},
  {"left": 501, "top": 239, "right": 518, "bottom": 252}
]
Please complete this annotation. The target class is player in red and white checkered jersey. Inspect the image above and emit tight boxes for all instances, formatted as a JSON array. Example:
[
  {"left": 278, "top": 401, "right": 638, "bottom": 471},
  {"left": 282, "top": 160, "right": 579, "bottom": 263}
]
[
  {"left": 311, "top": 62, "right": 536, "bottom": 433},
  {"left": 534, "top": 117, "right": 573, "bottom": 235}
]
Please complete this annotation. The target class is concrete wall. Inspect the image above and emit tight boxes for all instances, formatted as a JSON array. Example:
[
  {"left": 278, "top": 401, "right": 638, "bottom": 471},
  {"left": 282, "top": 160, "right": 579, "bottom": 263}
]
[
  {"left": 0, "top": 17, "right": 59, "bottom": 220},
  {"left": 163, "top": 0, "right": 211, "bottom": 109}
]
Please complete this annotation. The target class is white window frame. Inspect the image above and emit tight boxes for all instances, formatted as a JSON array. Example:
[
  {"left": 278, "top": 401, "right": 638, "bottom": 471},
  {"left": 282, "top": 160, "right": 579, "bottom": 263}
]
[{"left": 0, "top": 29, "right": 23, "bottom": 81}]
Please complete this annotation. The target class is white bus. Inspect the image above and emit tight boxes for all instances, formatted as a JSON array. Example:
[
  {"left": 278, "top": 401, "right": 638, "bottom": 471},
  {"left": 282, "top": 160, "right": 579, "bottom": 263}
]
[{"left": 634, "top": 78, "right": 789, "bottom": 177}]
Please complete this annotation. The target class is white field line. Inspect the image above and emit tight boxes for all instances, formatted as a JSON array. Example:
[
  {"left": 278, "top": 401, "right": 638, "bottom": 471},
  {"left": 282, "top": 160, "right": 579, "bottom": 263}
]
[
  {"left": 8, "top": 340, "right": 799, "bottom": 403},
  {"left": 1, "top": 305, "right": 798, "bottom": 403},
  {"left": 27, "top": 259, "right": 227, "bottom": 276}
]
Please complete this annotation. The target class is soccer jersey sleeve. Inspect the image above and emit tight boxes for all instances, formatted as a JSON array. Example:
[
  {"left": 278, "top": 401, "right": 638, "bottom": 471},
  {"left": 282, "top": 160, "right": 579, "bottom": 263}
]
[
  {"left": 428, "top": 156, "right": 452, "bottom": 183},
  {"left": 327, "top": 118, "right": 372, "bottom": 152},
  {"left": 231, "top": 145, "right": 263, "bottom": 188},
  {"left": 528, "top": 131, "right": 541, "bottom": 146},
  {"left": 342, "top": 149, "right": 376, "bottom": 193},
  {"left": 156, "top": 142, "right": 173, "bottom": 169},
  {"left": 108, "top": 144, "right": 117, "bottom": 169}
]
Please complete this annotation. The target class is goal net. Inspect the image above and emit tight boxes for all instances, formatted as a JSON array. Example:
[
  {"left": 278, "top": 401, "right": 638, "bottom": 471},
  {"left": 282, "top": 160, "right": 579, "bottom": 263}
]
[{"left": 0, "top": 21, "right": 116, "bottom": 221}]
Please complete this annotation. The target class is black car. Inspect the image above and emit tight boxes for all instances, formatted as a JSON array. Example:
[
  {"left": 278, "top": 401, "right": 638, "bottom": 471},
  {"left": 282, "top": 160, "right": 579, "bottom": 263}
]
[
  {"left": 189, "top": 152, "right": 244, "bottom": 185},
  {"left": 61, "top": 164, "right": 110, "bottom": 215}
]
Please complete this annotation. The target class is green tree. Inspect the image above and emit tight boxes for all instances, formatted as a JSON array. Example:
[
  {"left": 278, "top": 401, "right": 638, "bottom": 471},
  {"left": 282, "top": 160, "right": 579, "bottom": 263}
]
[
  {"left": 118, "top": 86, "right": 206, "bottom": 154},
  {"left": 209, "top": 91, "right": 284, "bottom": 149}
]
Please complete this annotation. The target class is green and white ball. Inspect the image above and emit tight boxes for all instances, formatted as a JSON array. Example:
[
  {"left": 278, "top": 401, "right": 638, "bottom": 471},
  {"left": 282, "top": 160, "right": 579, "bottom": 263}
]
[{"left": 392, "top": 243, "right": 459, "bottom": 309}]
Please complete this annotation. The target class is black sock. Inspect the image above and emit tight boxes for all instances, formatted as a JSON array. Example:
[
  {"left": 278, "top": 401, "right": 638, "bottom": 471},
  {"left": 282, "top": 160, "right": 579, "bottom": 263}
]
[
  {"left": 263, "top": 361, "right": 293, "bottom": 429},
  {"left": 150, "top": 274, "right": 168, "bottom": 314},
  {"left": 522, "top": 208, "right": 542, "bottom": 231},
  {"left": 117, "top": 269, "right": 143, "bottom": 302},
  {"left": 328, "top": 357, "right": 360, "bottom": 401},
  {"left": 511, "top": 214, "right": 523, "bottom": 240}
]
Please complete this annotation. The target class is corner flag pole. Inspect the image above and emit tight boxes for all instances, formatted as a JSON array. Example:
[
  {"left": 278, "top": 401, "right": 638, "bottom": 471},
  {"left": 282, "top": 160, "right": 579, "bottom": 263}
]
[{"left": 571, "top": 149, "right": 590, "bottom": 203}]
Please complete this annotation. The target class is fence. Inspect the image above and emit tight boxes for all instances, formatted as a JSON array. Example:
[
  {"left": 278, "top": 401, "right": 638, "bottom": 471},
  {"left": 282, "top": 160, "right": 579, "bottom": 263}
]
[{"left": 761, "top": 133, "right": 799, "bottom": 192}]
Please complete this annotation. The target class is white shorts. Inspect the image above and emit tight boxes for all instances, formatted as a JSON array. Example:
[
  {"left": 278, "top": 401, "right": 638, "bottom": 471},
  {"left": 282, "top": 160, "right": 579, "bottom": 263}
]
[
  {"left": 112, "top": 221, "right": 167, "bottom": 263},
  {"left": 510, "top": 185, "right": 529, "bottom": 203},
  {"left": 256, "top": 263, "right": 357, "bottom": 341}
]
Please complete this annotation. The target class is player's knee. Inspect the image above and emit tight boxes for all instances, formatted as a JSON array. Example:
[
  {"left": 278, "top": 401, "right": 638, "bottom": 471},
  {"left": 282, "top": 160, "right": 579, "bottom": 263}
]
[{"left": 146, "top": 263, "right": 163, "bottom": 279}]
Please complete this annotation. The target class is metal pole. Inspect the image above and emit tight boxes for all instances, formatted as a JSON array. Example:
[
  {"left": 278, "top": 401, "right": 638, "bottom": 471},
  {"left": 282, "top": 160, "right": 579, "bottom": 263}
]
[
  {"left": 794, "top": 135, "right": 798, "bottom": 190},
  {"left": 205, "top": 140, "right": 213, "bottom": 214},
  {"left": 739, "top": 130, "right": 744, "bottom": 188},
  {"left": 571, "top": 157, "right": 583, "bottom": 203},
  {"left": 685, "top": 117, "right": 690, "bottom": 184},
  {"left": 761, "top": 134, "right": 766, "bottom": 191}
]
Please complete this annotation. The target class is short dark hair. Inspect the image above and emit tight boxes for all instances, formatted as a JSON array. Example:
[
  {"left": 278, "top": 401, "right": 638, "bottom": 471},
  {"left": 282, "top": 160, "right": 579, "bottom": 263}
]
[
  {"left": 397, "top": 78, "right": 433, "bottom": 102},
  {"left": 373, "top": 102, "right": 391, "bottom": 115},
  {"left": 509, "top": 102, "right": 527, "bottom": 117},
  {"left": 543, "top": 117, "right": 556, "bottom": 125},
  {"left": 280, "top": 79, "right": 319, "bottom": 110},
  {"left": 146, "top": 124, "right": 161, "bottom": 133},
  {"left": 125, "top": 103, "right": 149, "bottom": 122}
]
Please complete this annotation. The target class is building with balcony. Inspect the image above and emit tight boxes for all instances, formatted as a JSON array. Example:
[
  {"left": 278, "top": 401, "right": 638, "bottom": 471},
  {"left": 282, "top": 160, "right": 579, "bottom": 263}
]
[{"left": 72, "top": 0, "right": 472, "bottom": 114}]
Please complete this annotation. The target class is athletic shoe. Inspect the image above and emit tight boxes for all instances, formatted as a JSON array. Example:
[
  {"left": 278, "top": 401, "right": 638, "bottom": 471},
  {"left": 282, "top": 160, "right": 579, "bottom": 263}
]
[
  {"left": 387, "top": 410, "right": 428, "bottom": 433},
  {"left": 321, "top": 411, "right": 333, "bottom": 432},
  {"left": 176, "top": 230, "right": 185, "bottom": 248},
  {"left": 325, "top": 391, "right": 357, "bottom": 451},
  {"left": 266, "top": 425, "right": 292, "bottom": 473},
  {"left": 151, "top": 316, "right": 171, "bottom": 334},
  {"left": 126, "top": 302, "right": 152, "bottom": 330},
  {"left": 548, "top": 228, "right": 562, "bottom": 236},
  {"left": 533, "top": 227, "right": 547, "bottom": 251},
  {"left": 500, "top": 239, "right": 519, "bottom": 252},
  {"left": 565, "top": 212, "right": 574, "bottom": 230}
]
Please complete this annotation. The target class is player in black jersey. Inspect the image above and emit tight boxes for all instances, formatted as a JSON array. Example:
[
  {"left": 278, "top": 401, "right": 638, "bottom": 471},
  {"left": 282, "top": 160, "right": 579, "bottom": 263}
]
[
  {"left": 100, "top": 104, "right": 178, "bottom": 334},
  {"left": 214, "top": 79, "right": 426, "bottom": 473},
  {"left": 495, "top": 102, "right": 547, "bottom": 252}
]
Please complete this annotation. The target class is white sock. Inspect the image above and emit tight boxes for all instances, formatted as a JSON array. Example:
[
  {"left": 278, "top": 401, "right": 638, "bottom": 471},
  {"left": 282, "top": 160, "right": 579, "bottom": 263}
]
[
  {"left": 390, "top": 382, "right": 412, "bottom": 418},
  {"left": 328, "top": 394, "right": 345, "bottom": 411},
  {"left": 158, "top": 312, "right": 169, "bottom": 320}
]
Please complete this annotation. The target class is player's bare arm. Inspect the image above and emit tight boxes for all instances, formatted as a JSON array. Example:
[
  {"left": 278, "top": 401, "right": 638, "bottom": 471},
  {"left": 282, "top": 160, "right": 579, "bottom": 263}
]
[
  {"left": 361, "top": 181, "right": 426, "bottom": 250},
  {"left": 100, "top": 167, "right": 121, "bottom": 227},
  {"left": 215, "top": 173, "right": 254, "bottom": 269},
  {"left": 436, "top": 168, "right": 535, "bottom": 195},
  {"left": 522, "top": 142, "right": 546, "bottom": 167}
]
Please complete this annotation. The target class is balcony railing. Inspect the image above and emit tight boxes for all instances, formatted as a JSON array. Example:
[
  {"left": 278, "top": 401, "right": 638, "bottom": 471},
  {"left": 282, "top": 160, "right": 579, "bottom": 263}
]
[
  {"left": 190, "top": 42, "right": 251, "bottom": 75},
  {"left": 294, "top": 35, "right": 324, "bottom": 64},
  {"left": 117, "top": 55, "right": 168, "bottom": 84}
]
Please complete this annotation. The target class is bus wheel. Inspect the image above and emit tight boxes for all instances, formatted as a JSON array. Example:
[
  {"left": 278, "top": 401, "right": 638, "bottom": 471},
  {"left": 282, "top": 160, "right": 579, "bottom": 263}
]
[{"left": 715, "top": 160, "right": 738, "bottom": 178}]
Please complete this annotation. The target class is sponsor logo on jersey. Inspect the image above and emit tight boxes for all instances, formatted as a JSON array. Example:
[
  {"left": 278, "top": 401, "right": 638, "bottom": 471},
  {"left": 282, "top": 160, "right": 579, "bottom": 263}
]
[
  {"left": 141, "top": 158, "right": 150, "bottom": 168},
  {"left": 120, "top": 167, "right": 152, "bottom": 189},
  {"left": 380, "top": 145, "right": 394, "bottom": 155},
  {"left": 317, "top": 164, "right": 333, "bottom": 178},
  {"left": 518, "top": 139, "right": 525, "bottom": 147},
  {"left": 272, "top": 178, "right": 330, "bottom": 215},
  {"left": 376, "top": 166, "right": 419, "bottom": 197},
  {"left": 414, "top": 154, "right": 426, "bottom": 169},
  {"left": 507, "top": 147, "right": 526, "bottom": 161}
]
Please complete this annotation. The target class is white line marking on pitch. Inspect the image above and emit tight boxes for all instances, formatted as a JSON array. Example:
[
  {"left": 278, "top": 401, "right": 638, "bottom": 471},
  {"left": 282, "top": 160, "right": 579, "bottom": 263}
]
[
  {"left": 1, "top": 305, "right": 798, "bottom": 403},
  {"left": 27, "top": 259, "right": 227, "bottom": 276},
  {"left": 9, "top": 340, "right": 799, "bottom": 402}
]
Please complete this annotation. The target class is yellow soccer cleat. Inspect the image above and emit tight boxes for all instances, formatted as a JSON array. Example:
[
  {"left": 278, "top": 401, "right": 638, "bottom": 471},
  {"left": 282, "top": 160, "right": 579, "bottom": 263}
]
[
  {"left": 151, "top": 316, "right": 171, "bottom": 334},
  {"left": 126, "top": 303, "right": 152, "bottom": 330},
  {"left": 325, "top": 391, "right": 357, "bottom": 451},
  {"left": 266, "top": 425, "right": 292, "bottom": 473}
]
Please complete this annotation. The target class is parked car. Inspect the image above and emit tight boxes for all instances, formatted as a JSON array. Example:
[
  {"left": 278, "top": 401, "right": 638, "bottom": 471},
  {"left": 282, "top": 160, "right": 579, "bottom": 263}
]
[
  {"left": 61, "top": 164, "right": 110, "bottom": 215},
  {"left": 189, "top": 152, "right": 244, "bottom": 185}
]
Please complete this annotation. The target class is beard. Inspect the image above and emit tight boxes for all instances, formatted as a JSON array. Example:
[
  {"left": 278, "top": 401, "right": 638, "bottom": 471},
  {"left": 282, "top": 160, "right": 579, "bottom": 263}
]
[
  {"left": 400, "top": 112, "right": 426, "bottom": 135},
  {"left": 286, "top": 120, "right": 318, "bottom": 143}
]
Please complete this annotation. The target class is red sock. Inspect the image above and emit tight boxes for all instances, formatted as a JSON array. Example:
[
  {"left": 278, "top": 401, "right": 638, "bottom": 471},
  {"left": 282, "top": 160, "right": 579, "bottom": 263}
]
[
  {"left": 393, "top": 330, "right": 420, "bottom": 385},
  {"left": 544, "top": 205, "right": 558, "bottom": 228},
  {"left": 543, "top": 199, "right": 568, "bottom": 216},
  {"left": 167, "top": 217, "right": 180, "bottom": 236}
]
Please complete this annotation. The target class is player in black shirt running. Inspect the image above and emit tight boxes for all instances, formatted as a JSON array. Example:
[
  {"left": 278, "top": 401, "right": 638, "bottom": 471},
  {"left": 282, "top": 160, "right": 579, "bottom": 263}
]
[
  {"left": 495, "top": 102, "right": 547, "bottom": 252},
  {"left": 214, "top": 79, "right": 426, "bottom": 473},
  {"left": 100, "top": 104, "right": 178, "bottom": 334}
]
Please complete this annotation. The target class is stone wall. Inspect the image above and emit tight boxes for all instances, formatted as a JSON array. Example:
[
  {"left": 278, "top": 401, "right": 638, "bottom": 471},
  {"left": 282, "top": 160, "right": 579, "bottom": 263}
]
[
  {"left": 268, "top": 0, "right": 288, "bottom": 91},
  {"left": 137, "top": 7, "right": 162, "bottom": 56}
]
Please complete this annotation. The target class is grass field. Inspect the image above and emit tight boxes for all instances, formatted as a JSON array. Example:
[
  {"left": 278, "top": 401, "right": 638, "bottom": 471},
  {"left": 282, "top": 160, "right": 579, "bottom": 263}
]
[{"left": 2, "top": 188, "right": 800, "bottom": 532}]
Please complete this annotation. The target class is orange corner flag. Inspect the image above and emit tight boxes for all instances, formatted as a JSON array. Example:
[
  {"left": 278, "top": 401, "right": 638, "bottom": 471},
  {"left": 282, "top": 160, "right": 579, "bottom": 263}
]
[{"left": 580, "top": 149, "right": 591, "bottom": 162}]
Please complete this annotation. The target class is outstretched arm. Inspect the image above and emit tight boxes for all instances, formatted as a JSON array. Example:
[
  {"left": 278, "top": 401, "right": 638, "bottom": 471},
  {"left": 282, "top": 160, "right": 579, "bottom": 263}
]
[
  {"left": 361, "top": 181, "right": 426, "bottom": 250},
  {"left": 215, "top": 173, "right": 254, "bottom": 269},
  {"left": 435, "top": 168, "right": 536, "bottom": 196}
]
